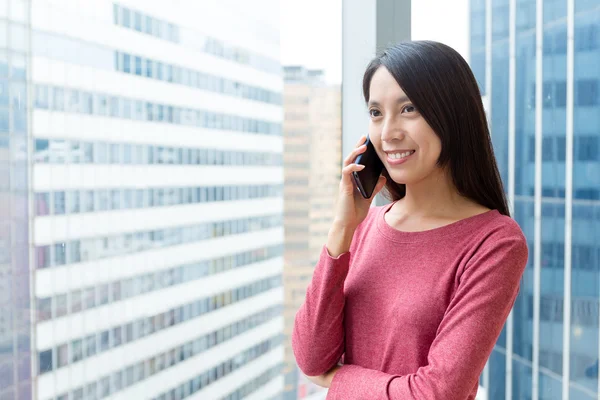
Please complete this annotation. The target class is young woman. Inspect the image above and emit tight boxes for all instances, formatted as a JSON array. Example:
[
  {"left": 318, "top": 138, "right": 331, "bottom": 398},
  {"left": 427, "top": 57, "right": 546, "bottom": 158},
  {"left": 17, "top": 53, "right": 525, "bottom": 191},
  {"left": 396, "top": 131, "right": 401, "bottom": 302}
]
[{"left": 291, "top": 41, "right": 528, "bottom": 400}]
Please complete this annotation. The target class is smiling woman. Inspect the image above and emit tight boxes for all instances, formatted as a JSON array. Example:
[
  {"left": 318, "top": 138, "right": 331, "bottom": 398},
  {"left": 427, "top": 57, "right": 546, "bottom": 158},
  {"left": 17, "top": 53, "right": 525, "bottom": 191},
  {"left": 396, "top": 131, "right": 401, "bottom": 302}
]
[
  {"left": 362, "top": 41, "right": 508, "bottom": 216},
  {"left": 292, "top": 41, "right": 529, "bottom": 400}
]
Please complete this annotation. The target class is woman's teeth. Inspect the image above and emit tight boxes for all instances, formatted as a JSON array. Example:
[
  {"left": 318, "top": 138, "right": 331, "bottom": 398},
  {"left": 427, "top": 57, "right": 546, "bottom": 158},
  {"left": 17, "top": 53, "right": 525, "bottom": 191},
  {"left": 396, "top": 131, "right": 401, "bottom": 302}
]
[{"left": 389, "top": 150, "right": 415, "bottom": 159}]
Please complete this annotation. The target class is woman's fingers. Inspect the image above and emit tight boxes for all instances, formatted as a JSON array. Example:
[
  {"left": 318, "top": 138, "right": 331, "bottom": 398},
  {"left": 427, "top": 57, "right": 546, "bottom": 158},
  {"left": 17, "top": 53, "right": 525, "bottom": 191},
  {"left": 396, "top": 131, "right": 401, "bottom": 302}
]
[
  {"left": 340, "top": 163, "right": 365, "bottom": 193},
  {"left": 343, "top": 143, "right": 367, "bottom": 167}
]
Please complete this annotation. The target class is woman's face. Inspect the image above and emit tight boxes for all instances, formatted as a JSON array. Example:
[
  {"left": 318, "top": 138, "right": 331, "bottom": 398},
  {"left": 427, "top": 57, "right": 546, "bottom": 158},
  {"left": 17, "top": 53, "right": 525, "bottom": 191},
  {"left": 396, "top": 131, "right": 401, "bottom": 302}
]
[{"left": 368, "top": 66, "right": 445, "bottom": 186}]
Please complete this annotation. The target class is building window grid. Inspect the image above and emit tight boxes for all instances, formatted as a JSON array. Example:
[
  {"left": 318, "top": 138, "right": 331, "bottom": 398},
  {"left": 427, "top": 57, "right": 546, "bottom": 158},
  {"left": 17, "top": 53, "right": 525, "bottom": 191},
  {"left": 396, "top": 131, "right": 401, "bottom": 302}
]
[
  {"left": 33, "top": 138, "right": 283, "bottom": 166},
  {"left": 220, "top": 363, "right": 285, "bottom": 400},
  {"left": 479, "top": 1, "right": 600, "bottom": 398},
  {"left": 152, "top": 335, "right": 284, "bottom": 400},
  {"left": 34, "top": 84, "right": 282, "bottom": 136},
  {"left": 114, "top": 50, "right": 282, "bottom": 105},
  {"left": 40, "top": 281, "right": 282, "bottom": 378},
  {"left": 112, "top": 3, "right": 280, "bottom": 75},
  {"left": 36, "top": 244, "right": 283, "bottom": 323},
  {"left": 34, "top": 184, "right": 283, "bottom": 217},
  {"left": 35, "top": 214, "right": 282, "bottom": 269}
]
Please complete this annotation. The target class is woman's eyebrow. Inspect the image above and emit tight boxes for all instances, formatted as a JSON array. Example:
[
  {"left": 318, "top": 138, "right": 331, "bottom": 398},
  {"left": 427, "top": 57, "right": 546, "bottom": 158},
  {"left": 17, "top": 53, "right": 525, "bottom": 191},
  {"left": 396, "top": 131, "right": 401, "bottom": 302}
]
[{"left": 368, "top": 96, "right": 410, "bottom": 107}]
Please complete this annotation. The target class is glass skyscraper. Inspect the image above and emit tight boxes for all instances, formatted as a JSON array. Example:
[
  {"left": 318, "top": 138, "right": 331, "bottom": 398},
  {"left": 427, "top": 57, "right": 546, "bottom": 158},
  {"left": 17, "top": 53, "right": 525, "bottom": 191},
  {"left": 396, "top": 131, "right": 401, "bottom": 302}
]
[{"left": 471, "top": 0, "right": 599, "bottom": 399}]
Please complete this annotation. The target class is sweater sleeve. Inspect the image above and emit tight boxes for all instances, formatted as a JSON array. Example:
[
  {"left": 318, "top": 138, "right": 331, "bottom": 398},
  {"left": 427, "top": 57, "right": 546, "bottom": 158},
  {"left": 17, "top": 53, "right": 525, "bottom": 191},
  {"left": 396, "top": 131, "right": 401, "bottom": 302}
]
[
  {"left": 326, "top": 230, "right": 529, "bottom": 400},
  {"left": 292, "top": 244, "right": 351, "bottom": 376}
]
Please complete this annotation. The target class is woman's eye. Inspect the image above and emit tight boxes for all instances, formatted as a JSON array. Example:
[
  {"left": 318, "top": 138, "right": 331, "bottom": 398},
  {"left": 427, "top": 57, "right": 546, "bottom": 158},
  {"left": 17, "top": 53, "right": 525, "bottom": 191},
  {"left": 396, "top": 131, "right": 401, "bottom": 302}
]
[
  {"left": 369, "top": 109, "right": 381, "bottom": 117},
  {"left": 402, "top": 105, "right": 417, "bottom": 113}
]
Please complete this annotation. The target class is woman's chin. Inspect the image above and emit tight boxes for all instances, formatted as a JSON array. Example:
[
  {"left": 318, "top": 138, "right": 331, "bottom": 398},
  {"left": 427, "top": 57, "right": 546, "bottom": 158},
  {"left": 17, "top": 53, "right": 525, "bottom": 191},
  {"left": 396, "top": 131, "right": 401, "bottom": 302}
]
[{"left": 386, "top": 173, "right": 410, "bottom": 185}]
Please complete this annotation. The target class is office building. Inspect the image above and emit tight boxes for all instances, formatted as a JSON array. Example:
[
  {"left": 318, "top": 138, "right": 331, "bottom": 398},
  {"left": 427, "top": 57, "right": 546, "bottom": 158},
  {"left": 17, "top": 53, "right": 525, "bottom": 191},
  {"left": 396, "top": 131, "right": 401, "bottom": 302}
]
[
  {"left": 470, "top": 0, "right": 600, "bottom": 398},
  {"left": 1, "top": 0, "right": 285, "bottom": 399}
]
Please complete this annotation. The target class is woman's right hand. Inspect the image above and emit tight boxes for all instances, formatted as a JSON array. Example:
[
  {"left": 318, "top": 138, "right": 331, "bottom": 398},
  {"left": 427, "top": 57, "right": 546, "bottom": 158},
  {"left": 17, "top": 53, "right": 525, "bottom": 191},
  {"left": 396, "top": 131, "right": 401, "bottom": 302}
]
[{"left": 327, "top": 136, "right": 386, "bottom": 256}]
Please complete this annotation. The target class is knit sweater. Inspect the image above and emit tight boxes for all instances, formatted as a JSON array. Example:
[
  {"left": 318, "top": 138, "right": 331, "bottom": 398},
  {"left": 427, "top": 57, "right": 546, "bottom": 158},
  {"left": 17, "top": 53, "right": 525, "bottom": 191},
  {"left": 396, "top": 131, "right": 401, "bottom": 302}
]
[{"left": 292, "top": 201, "right": 528, "bottom": 399}]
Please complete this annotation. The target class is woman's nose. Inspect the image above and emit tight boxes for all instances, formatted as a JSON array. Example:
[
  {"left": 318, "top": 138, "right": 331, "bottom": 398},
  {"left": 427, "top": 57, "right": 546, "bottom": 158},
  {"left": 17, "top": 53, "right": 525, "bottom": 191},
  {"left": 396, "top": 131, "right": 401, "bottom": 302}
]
[{"left": 380, "top": 120, "right": 405, "bottom": 142}]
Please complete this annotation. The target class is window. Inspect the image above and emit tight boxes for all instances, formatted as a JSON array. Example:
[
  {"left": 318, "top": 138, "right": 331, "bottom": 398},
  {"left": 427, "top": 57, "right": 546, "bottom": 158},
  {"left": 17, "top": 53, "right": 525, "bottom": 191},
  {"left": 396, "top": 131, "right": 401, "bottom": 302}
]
[
  {"left": 123, "top": 189, "right": 133, "bottom": 209},
  {"left": 543, "top": 82, "right": 553, "bottom": 108},
  {"left": 100, "top": 377, "right": 110, "bottom": 398},
  {"left": 53, "top": 87, "right": 65, "bottom": 111},
  {"left": 39, "top": 349, "right": 53, "bottom": 374},
  {"left": 113, "top": 326, "right": 123, "bottom": 347},
  {"left": 82, "top": 92, "right": 93, "bottom": 114},
  {"left": 84, "top": 287, "right": 96, "bottom": 309},
  {"left": 110, "top": 190, "right": 121, "bottom": 210},
  {"left": 97, "top": 190, "right": 109, "bottom": 211},
  {"left": 156, "top": 62, "right": 163, "bottom": 80},
  {"left": 35, "top": 193, "right": 50, "bottom": 216},
  {"left": 54, "top": 243, "right": 66, "bottom": 266},
  {"left": 66, "top": 89, "right": 80, "bottom": 112},
  {"left": 35, "top": 85, "right": 49, "bottom": 109},
  {"left": 36, "top": 246, "right": 50, "bottom": 269},
  {"left": 577, "top": 79, "right": 598, "bottom": 106},
  {"left": 71, "top": 339, "right": 83, "bottom": 363},
  {"left": 100, "top": 331, "right": 110, "bottom": 352},
  {"left": 123, "top": 144, "right": 132, "bottom": 164},
  {"left": 85, "top": 383, "right": 97, "bottom": 400},
  {"left": 83, "top": 142, "right": 94, "bottom": 163},
  {"left": 95, "top": 142, "right": 108, "bottom": 163},
  {"left": 54, "top": 192, "right": 66, "bottom": 215},
  {"left": 145, "top": 59, "right": 153, "bottom": 78},
  {"left": 55, "top": 294, "right": 67, "bottom": 318},
  {"left": 68, "top": 240, "right": 80, "bottom": 264},
  {"left": 134, "top": 11, "right": 143, "bottom": 31},
  {"left": 70, "top": 290, "right": 82, "bottom": 313},
  {"left": 135, "top": 56, "right": 142, "bottom": 75},
  {"left": 82, "top": 190, "right": 94, "bottom": 212},
  {"left": 98, "top": 284, "right": 109, "bottom": 305},
  {"left": 67, "top": 191, "right": 80, "bottom": 214},
  {"left": 37, "top": 297, "right": 52, "bottom": 321},
  {"left": 72, "top": 388, "right": 83, "bottom": 400},
  {"left": 575, "top": 188, "right": 600, "bottom": 200},
  {"left": 555, "top": 81, "right": 566, "bottom": 107},
  {"left": 110, "top": 143, "right": 121, "bottom": 164},
  {"left": 121, "top": 7, "right": 131, "bottom": 28},
  {"left": 113, "top": 370, "right": 123, "bottom": 392},
  {"left": 576, "top": 136, "right": 599, "bottom": 161},
  {"left": 145, "top": 16, "right": 153, "bottom": 34},
  {"left": 57, "top": 343, "right": 68, "bottom": 368}
]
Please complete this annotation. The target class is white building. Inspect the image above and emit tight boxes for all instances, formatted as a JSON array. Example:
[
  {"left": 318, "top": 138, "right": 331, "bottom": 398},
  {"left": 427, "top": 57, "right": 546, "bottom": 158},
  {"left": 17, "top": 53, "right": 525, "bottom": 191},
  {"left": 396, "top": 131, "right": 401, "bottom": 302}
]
[{"left": 7, "top": 0, "right": 285, "bottom": 399}]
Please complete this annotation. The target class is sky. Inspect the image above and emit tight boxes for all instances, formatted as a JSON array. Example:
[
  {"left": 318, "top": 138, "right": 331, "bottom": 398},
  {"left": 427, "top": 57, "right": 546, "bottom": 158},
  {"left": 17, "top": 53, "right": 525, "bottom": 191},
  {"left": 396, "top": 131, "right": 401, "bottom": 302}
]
[{"left": 280, "top": 0, "right": 469, "bottom": 84}]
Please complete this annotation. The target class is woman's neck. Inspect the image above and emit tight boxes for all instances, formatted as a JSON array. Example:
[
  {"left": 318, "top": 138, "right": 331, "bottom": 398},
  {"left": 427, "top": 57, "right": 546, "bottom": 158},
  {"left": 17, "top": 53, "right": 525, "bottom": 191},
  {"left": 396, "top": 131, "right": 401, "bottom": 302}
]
[{"left": 393, "top": 169, "right": 481, "bottom": 220}]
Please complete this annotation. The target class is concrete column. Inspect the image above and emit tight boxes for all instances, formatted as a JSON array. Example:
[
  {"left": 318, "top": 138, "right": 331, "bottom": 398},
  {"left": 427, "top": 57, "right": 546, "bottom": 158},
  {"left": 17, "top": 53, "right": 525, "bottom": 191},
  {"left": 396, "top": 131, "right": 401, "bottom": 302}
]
[{"left": 342, "top": 0, "right": 411, "bottom": 206}]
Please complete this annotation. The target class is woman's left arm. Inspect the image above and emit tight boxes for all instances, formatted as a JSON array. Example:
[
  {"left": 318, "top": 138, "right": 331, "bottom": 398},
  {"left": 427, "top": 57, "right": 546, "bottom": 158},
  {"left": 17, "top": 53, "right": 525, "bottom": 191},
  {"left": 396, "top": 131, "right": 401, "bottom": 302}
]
[{"left": 322, "top": 230, "right": 529, "bottom": 400}]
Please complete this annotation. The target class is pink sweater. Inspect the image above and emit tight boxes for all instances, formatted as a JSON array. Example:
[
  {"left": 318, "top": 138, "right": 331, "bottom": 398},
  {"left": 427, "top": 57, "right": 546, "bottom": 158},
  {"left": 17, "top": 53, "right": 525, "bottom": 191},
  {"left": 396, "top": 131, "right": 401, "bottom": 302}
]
[{"left": 292, "top": 201, "right": 528, "bottom": 399}]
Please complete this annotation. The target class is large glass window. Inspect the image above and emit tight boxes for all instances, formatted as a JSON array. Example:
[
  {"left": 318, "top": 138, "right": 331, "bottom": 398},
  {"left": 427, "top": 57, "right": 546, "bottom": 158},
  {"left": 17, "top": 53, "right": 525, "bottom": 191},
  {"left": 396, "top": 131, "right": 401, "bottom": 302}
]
[{"left": 570, "top": 4, "right": 600, "bottom": 399}]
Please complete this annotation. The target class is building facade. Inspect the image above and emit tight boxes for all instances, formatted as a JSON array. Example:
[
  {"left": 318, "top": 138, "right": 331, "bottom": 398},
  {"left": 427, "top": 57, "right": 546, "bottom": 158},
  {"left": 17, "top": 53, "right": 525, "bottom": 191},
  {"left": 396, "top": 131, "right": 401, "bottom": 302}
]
[
  {"left": 1, "top": 0, "right": 285, "bottom": 399},
  {"left": 282, "top": 66, "right": 341, "bottom": 400},
  {"left": 470, "top": 0, "right": 600, "bottom": 399}
]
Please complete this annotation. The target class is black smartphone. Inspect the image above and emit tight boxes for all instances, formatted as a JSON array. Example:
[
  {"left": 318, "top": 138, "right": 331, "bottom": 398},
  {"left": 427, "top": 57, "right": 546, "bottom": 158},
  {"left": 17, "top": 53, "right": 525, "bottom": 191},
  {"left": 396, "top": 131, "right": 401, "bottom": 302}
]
[{"left": 352, "top": 135, "right": 384, "bottom": 199}]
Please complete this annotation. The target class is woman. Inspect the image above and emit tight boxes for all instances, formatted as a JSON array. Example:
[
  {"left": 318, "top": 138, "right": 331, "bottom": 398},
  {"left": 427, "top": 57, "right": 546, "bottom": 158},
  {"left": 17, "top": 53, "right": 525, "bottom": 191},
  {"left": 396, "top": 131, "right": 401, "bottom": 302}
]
[{"left": 291, "top": 41, "right": 528, "bottom": 400}]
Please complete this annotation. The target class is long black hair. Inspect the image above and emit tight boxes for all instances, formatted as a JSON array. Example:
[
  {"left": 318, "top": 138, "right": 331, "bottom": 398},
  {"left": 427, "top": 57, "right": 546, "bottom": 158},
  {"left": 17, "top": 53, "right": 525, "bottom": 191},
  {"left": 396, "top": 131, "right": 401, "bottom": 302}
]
[{"left": 363, "top": 41, "right": 510, "bottom": 217}]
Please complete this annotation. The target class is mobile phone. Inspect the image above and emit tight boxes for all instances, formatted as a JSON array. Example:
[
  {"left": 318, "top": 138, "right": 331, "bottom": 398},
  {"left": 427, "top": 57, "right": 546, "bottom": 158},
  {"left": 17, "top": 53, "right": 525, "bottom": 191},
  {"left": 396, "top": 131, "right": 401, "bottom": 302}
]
[{"left": 352, "top": 135, "right": 384, "bottom": 199}]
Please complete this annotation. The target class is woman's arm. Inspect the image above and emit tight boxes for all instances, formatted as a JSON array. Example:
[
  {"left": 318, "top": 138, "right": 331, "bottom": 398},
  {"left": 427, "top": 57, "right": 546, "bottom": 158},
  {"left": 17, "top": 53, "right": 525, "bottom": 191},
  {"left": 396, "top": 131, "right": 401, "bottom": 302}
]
[
  {"left": 292, "top": 135, "right": 386, "bottom": 376},
  {"left": 291, "top": 223, "right": 355, "bottom": 376}
]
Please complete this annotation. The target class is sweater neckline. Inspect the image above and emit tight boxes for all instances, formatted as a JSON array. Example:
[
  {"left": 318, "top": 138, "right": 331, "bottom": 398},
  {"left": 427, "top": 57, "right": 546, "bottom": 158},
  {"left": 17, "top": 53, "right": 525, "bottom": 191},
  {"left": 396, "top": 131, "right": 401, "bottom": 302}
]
[{"left": 376, "top": 200, "right": 500, "bottom": 243}]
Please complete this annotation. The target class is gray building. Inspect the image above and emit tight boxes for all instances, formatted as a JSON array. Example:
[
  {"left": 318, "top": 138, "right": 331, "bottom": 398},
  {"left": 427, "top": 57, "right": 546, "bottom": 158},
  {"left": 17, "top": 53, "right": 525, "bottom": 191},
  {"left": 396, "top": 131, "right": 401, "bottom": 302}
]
[{"left": 470, "top": 0, "right": 600, "bottom": 399}]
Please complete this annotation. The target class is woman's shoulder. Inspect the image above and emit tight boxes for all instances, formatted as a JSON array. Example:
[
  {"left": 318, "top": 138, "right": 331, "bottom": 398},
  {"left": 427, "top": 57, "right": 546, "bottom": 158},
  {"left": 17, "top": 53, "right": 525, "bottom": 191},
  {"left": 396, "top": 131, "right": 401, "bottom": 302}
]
[
  {"left": 472, "top": 210, "right": 528, "bottom": 256},
  {"left": 481, "top": 210, "right": 525, "bottom": 239}
]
